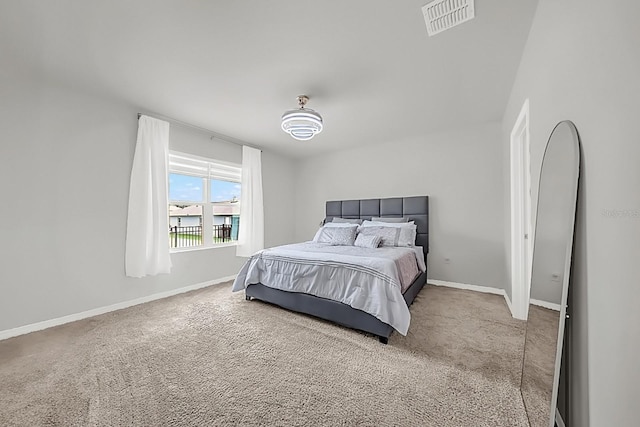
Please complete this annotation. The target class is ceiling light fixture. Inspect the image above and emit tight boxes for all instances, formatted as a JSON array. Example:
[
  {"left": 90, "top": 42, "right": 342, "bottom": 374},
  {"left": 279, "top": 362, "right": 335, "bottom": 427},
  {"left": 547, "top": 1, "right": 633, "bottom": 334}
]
[{"left": 281, "top": 95, "right": 323, "bottom": 141}]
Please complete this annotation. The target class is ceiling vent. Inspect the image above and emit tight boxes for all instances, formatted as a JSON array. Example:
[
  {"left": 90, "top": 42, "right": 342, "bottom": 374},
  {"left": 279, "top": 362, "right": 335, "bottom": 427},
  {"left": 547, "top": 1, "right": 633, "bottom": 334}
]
[{"left": 422, "top": 0, "right": 475, "bottom": 36}]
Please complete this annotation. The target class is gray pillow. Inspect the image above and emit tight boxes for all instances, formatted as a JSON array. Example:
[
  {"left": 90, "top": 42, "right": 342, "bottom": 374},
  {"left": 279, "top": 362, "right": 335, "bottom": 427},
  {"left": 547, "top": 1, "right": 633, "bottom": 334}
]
[
  {"left": 332, "top": 217, "right": 364, "bottom": 225},
  {"left": 358, "top": 226, "right": 400, "bottom": 247},
  {"left": 370, "top": 216, "right": 409, "bottom": 223},
  {"left": 354, "top": 234, "right": 382, "bottom": 248}
]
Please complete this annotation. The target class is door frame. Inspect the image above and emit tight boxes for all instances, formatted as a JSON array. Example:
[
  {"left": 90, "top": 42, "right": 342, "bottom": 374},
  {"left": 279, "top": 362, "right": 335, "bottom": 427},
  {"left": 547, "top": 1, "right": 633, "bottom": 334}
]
[{"left": 510, "top": 99, "right": 533, "bottom": 320}]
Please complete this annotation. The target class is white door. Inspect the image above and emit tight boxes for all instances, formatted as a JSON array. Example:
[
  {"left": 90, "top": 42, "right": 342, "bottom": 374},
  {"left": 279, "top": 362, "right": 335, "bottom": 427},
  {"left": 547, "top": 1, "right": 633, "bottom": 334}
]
[
  {"left": 521, "top": 128, "right": 533, "bottom": 309},
  {"left": 510, "top": 99, "right": 533, "bottom": 320}
]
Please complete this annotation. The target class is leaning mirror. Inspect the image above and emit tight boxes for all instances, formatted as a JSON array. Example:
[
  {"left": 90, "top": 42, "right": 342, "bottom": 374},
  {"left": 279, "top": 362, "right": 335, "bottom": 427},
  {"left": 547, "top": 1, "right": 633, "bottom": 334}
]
[{"left": 520, "top": 121, "right": 581, "bottom": 427}]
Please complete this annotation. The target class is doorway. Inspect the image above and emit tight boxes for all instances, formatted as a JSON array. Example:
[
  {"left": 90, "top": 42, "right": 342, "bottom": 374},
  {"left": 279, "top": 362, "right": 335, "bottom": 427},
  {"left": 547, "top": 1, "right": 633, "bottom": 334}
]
[{"left": 510, "top": 99, "right": 533, "bottom": 320}]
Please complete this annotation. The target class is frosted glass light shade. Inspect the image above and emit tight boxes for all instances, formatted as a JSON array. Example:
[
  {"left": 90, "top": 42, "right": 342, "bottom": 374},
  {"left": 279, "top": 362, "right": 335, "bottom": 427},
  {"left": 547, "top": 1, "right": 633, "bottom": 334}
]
[
  {"left": 281, "top": 108, "right": 323, "bottom": 141},
  {"left": 281, "top": 95, "right": 323, "bottom": 141}
]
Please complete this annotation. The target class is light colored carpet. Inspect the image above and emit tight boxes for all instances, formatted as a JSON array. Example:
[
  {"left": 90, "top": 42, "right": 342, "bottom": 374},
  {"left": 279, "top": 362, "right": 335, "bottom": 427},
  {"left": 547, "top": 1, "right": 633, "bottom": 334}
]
[
  {"left": 521, "top": 304, "right": 561, "bottom": 427},
  {"left": 0, "top": 283, "right": 528, "bottom": 426}
]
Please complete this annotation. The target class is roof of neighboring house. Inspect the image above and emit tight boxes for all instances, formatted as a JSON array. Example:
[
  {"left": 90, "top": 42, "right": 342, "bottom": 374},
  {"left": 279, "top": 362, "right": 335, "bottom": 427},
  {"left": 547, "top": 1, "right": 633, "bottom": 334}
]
[
  {"left": 169, "top": 205, "right": 202, "bottom": 216},
  {"left": 212, "top": 204, "right": 241, "bottom": 215}
]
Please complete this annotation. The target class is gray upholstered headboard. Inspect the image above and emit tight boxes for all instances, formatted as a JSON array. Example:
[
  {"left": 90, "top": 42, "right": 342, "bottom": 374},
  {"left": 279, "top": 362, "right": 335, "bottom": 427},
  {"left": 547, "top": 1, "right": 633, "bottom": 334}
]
[{"left": 325, "top": 196, "right": 429, "bottom": 254}]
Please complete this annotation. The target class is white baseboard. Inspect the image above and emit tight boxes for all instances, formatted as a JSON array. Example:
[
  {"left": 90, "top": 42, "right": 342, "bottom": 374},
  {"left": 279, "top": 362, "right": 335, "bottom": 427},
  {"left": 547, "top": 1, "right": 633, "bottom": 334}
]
[
  {"left": 503, "top": 292, "right": 514, "bottom": 315},
  {"left": 428, "top": 279, "right": 505, "bottom": 296},
  {"left": 555, "top": 408, "right": 566, "bottom": 427},
  {"left": 530, "top": 298, "right": 561, "bottom": 312},
  {"left": 428, "top": 280, "right": 560, "bottom": 316},
  {"left": 0, "top": 275, "right": 237, "bottom": 341},
  {"left": 428, "top": 279, "right": 515, "bottom": 316}
]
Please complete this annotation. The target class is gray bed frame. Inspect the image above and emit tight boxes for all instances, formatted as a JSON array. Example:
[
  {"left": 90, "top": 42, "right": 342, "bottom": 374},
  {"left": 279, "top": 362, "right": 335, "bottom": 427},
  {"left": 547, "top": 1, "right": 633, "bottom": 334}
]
[{"left": 245, "top": 196, "right": 429, "bottom": 344}]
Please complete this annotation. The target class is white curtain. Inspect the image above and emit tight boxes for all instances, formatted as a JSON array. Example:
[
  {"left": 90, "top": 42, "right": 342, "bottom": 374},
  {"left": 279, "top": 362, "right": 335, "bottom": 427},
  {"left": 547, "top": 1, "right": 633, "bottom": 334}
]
[
  {"left": 125, "top": 115, "right": 172, "bottom": 277},
  {"left": 236, "top": 146, "right": 264, "bottom": 257}
]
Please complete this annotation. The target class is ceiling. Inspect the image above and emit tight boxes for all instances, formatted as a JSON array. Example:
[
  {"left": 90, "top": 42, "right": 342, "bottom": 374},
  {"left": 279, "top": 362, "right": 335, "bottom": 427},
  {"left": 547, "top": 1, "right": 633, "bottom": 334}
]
[{"left": 1, "top": 0, "right": 538, "bottom": 158}]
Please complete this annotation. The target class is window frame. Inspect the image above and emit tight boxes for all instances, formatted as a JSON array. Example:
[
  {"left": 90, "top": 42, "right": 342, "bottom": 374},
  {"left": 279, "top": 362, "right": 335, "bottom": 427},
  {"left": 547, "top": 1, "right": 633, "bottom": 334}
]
[{"left": 168, "top": 151, "right": 241, "bottom": 252}]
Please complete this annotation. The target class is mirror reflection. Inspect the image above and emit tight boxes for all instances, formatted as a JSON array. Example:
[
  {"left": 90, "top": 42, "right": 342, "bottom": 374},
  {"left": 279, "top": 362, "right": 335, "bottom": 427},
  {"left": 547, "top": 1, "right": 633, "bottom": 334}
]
[{"left": 520, "top": 121, "right": 580, "bottom": 427}]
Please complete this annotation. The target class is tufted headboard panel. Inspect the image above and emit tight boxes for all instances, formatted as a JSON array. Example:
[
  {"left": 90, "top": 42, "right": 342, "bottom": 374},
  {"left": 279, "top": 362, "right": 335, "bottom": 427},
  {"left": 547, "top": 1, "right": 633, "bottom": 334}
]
[{"left": 325, "top": 196, "right": 429, "bottom": 254}]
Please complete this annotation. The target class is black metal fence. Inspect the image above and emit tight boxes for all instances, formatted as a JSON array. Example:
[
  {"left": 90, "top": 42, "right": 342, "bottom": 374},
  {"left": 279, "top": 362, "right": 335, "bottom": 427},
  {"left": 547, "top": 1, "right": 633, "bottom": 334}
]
[
  {"left": 169, "top": 225, "right": 202, "bottom": 248},
  {"left": 169, "top": 224, "right": 236, "bottom": 248},
  {"left": 213, "top": 224, "right": 233, "bottom": 242}
]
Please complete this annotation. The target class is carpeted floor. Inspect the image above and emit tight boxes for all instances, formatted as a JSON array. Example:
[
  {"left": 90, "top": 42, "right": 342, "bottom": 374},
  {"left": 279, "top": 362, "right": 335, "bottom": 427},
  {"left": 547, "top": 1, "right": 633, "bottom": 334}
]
[
  {"left": 0, "top": 283, "right": 528, "bottom": 426},
  {"left": 521, "top": 305, "right": 561, "bottom": 427}
]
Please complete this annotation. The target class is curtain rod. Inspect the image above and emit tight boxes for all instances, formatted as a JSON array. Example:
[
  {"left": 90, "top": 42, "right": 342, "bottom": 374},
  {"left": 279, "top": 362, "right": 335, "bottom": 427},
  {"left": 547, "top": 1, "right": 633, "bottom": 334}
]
[{"left": 137, "top": 112, "right": 263, "bottom": 152}]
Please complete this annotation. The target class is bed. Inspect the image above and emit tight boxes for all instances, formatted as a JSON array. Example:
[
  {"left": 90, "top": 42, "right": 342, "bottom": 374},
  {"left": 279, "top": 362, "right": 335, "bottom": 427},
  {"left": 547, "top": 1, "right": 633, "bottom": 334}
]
[{"left": 232, "top": 196, "right": 429, "bottom": 344}]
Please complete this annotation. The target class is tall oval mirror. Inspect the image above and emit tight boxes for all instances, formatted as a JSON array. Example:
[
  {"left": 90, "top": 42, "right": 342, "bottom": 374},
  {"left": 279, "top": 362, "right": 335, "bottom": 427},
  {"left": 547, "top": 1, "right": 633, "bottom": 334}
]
[{"left": 520, "top": 121, "right": 581, "bottom": 427}]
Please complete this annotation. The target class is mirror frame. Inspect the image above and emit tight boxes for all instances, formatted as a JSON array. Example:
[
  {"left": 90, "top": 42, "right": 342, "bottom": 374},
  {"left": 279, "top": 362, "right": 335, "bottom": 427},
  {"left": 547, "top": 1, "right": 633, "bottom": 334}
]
[{"left": 520, "top": 120, "right": 581, "bottom": 427}]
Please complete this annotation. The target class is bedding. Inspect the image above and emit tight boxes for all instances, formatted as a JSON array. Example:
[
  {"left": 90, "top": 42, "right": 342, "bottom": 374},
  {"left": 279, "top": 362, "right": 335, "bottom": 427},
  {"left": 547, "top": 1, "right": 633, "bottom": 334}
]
[
  {"left": 354, "top": 234, "right": 382, "bottom": 248},
  {"left": 322, "top": 226, "right": 358, "bottom": 245},
  {"left": 232, "top": 242, "right": 426, "bottom": 335},
  {"left": 312, "top": 223, "right": 358, "bottom": 243},
  {"left": 361, "top": 220, "right": 418, "bottom": 247},
  {"left": 357, "top": 226, "right": 401, "bottom": 247}
]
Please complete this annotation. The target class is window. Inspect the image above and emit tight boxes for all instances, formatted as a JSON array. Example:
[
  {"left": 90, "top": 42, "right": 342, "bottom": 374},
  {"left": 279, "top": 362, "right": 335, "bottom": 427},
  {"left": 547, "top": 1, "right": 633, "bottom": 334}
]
[{"left": 168, "top": 151, "right": 241, "bottom": 250}]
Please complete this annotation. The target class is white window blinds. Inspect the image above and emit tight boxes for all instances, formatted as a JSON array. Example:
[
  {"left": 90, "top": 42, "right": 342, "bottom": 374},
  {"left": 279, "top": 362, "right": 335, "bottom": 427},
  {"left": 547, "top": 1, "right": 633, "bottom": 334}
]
[{"left": 169, "top": 151, "right": 241, "bottom": 182}]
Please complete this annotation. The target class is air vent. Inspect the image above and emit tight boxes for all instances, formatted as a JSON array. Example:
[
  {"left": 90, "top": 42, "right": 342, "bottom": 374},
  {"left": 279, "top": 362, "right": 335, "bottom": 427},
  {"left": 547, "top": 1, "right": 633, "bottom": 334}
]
[{"left": 422, "top": 0, "right": 475, "bottom": 36}]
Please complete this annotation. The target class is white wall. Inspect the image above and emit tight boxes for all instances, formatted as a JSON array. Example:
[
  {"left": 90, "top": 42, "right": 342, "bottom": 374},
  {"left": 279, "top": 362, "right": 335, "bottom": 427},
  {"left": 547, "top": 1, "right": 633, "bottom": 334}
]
[
  {"left": 502, "top": 0, "right": 640, "bottom": 424},
  {"left": 294, "top": 123, "right": 507, "bottom": 290},
  {"left": 0, "top": 66, "right": 296, "bottom": 332}
]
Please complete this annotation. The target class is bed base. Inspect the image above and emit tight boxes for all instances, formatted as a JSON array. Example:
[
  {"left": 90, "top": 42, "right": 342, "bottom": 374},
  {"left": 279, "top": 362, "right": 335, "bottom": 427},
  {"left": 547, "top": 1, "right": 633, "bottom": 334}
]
[{"left": 245, "top": 271, "right": 427, "bottom": 344}]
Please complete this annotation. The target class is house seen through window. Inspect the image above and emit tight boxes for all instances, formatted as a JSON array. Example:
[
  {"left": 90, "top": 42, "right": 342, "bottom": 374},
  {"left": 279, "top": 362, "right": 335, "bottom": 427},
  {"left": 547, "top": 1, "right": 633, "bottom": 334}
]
[{"left": 168, "top": 151, "right": 241, "bottom": 250}]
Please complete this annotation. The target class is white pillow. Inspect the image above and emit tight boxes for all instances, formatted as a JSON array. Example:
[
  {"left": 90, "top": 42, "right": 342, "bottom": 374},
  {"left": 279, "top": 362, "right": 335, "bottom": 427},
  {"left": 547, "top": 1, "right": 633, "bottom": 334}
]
[
  {"left": 354, "top": 234, "right": 382, "bottom": 248},
  {"left": 362, "top": 220, "right": 415, "bottom": 228},
  {"left": 399, "top": 227, "right": 417, "bottom": 247},
  {"left": 331, "top": 217, "right": 363, "bottom": 225},
  {"left": 360, "top": 221, "right": 417, "bottom": 247},
  {"left": 370, "top": 216, "right": 409, "bottom": 223},
  {"left": 313, "top": 225, "right": 358, "bottom": 244}
]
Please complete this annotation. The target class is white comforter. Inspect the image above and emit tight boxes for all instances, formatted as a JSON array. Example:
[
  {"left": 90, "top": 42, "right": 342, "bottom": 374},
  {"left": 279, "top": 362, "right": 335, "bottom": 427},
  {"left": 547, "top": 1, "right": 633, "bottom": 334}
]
[{"left": 231, "top": 242, "right": 426, "bottom": 335}]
